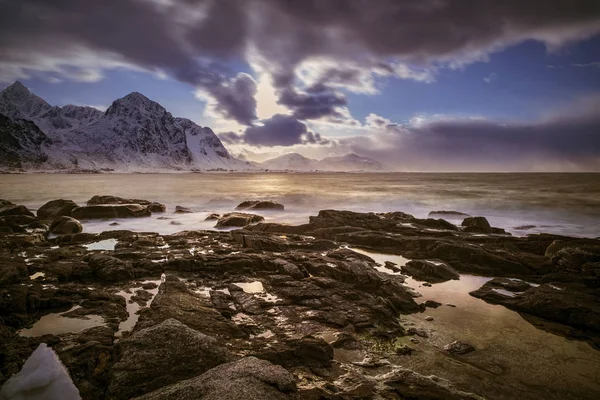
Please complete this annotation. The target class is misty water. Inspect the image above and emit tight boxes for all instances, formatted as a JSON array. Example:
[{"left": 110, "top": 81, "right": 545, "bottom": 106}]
[{"left": 1, "top": 172, "right": 599, "bottom": 237}]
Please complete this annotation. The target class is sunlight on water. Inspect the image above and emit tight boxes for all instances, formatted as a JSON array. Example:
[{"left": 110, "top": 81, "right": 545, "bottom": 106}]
[{"left": 1, "top": 173, "right": 599, "bottom": 237}]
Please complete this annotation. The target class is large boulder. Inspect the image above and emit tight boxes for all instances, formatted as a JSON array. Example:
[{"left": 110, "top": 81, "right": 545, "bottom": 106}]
[
  {"left": 402, "top": 259, "right": 460, "bottom": 283},
  {"left": 461, "top": 217, "right": 492, "bottom": 233},
  {"left": 87, "top": 195, "right": 166, "bottom": 213},
  {"left": 236, "top": 200, "right": 285, "bottom": 211},
  {"left": 215, "top": 212, "right": 265, "bottom": 228},
  {"left": 86, "top": 253, "right": 134, "bottom": 282},
  {"left": 71, "top": 204, "right": 151, "bottom": 219},
  {"left": 107, "top": 319, "right": 236, "bottom": 400},
  {"left": 87, "top": 195, "right": 152, "bottom": 205},
  {"left": 0, "top": 200, "right": 34, "bottom": 218},
  {"left": 37, "top": 199, "right": 79, "bottom": 220},
  {"left": 49, "top": 216, "right": 83, "bottom": 234},
  {"left": 131, "top": 357, "right": 296, "bottom": 400}
]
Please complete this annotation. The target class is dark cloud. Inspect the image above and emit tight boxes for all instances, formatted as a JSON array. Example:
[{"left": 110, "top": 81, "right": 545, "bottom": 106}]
[
  {"left": 346, "top": 104, "right": 600, "bottom": 171},
  {"left": 1, "top": 0, "right": 600, "bottom": 127},
  {"left": 220, "top": 114, "right": 331, "bottom": 147},
  {"left": 278, "top": 87, "right": 347, "bottom": 121}
]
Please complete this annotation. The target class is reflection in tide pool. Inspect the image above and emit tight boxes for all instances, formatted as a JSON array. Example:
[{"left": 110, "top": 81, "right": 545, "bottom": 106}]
[
  {"left": 115, "top": 280, "right": 162, "bottom": 338},
  {"left": 19, "top": 306, "right": 105, "bottom": 337},
  {"left": 348, "top": 248, "right": 600, "bottom": 400}
]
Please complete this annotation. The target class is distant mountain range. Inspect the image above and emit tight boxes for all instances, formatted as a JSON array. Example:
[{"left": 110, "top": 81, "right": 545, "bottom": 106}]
[
  {"left": 260, "top": 153, "right": 383, "bottom": 172},
  {"left": 0, "top": 82, "right": 384, "bottom": 172}
]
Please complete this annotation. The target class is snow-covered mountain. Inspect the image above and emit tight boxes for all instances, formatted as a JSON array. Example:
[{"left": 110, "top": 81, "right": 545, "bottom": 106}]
[
  {"left": 0, "top": 82, "right": 251, "bottom": 171},
  {"left": 261, "top": 152, "right": 384, "bottom": 171},
  {"left": 261, "top": 153, "right": 319, "bottom": 171}
]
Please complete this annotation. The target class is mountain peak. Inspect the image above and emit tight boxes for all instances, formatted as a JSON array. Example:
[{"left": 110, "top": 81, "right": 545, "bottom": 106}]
[
  {"left": 2, "top": 81, "right": 32, "bottom": 99},
  {"left": 106, "top": 91, "right": 166, "bottom": 117}
]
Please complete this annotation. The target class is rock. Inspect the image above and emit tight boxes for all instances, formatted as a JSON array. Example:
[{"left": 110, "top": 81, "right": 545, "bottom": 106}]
[
  {"left": 402, "top": 259, "right": 460, "bottom": 283},
  {"left": 470, "top": 282, "right": 600, "bottom": 334},
  {"left": 174, "top": 206, "right": 193, "bottom": 214},
  {"left": 253, "top": 336, "right": 334, "bottom": 375},
  {"left": 131, "top": 357, "right": 296, "bottom": 400},
  {"left": 170, "top": 221, "right": 182, "bottom": 225},
  {"left": 0, "top": 200, "right": 34, "bottom": 218},
  {"left": 428, "top": 211, "right": 471, "bottom": 218},
  {"left": 215, "top": 212, "right": 265, "bottom": 228},
  {"left": 443, "top": 340, "right": 475, "bottom": 355},
  {"left": 37, "top": 199, "right": 79, "bottom": 219},
  {"left": 407, "top": 328, "right": 429, "bottom": 338},
  {"left": 86, "top": 253, "right": 134, "bottom": 282},
  {"left": 545, "top": 240, "right": 571, "bottom": 258},
  {"left": 236, "top": 200, "right": 285, "bottom": 211},
  {"left": 395, "top": 345, "right": 415, "bottom": 355},
  {"left": 378, "top": 368, "right": 484, "bottom": 399},
  {"left": 72, "top": 204, "right": 151, "bottom": 219},
  {"left": 205, "top": 213, "right": 220, "bottom": 221},
  {"left": 109, "top": 222, "right": 120, "bottom": 226},
  {"left": 446, "top": 303, "right": 456, "bottom": 307},
  {"left": 423, "top": 300, "right": 442, "bottom": 308},
  {"left": 422, "top": 282, "right": 432, "bottom": 287},
  {"left": 425, "top": 316, "right": 434, "bottom": 321},
  {"left": 146, "top": 202, "right": 166, "bottom": 213},
  {"left": 461, "top": 216, "right": 492, "bottom": 234},
  {"left": 87, "top": 195, "right": 154, "bottom": 206},
  {"left": 49, "top": 216, "right": 83, "bottom": 234},
  {"left": 108, "top": 319, "right": 236, "bottom": 400}
]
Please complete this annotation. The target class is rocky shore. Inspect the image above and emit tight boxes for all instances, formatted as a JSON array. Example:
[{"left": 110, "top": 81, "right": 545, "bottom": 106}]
[{"left": 1, "top": 197, "right": 599, "bottom": 399}]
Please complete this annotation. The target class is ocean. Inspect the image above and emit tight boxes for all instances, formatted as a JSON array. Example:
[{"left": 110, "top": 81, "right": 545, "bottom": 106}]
[{"left": 1, "top": 172, "right": 599, "bottom": 237}]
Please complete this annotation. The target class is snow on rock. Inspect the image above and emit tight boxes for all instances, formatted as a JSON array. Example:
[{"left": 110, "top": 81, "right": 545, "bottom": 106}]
[{"left": 0, "top": 343, "right": 81, "bottom": 400}]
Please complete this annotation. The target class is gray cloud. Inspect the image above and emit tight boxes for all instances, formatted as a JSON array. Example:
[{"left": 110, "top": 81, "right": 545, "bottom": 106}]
[
  {"left": 345, "top": 103, "right": 600, "bottom": 171},
  {"left": 278, "top": 87, "right": 347, "bottom": 121}
]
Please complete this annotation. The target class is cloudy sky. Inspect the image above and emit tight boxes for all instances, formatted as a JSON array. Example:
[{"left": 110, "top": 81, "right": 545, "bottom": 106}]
[{"left": 1, "top": 0, "right": 600, "bottom": 171}]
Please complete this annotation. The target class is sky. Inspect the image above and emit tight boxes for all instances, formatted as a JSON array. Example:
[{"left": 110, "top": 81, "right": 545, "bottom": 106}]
[{"left": 1, "top": 0, "right": 600, "bottom": 171}]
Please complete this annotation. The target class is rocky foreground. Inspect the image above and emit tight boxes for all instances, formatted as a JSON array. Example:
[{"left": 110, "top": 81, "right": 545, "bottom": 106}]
[{"left": 1, "top": 196, "right": 600, "bottom": 399}]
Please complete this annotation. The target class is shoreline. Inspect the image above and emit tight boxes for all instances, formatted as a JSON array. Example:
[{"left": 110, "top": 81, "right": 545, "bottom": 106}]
[{"left": 1, "top": 196, "right": 600, "bottom": 399}]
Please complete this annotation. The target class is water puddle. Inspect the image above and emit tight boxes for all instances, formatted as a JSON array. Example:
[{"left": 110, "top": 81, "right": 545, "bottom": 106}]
[
  {"left": 85, "top": 238, "right": 118, "bottom": 251},
  {"left": 19, "top": 306, "right": 105, "bottom": 337},
  {"left": 234, "top": 281, "right": 264, "bottom": 293},
  {"left": 348, "top": 247, "right": 409, "bottom": 275},
  {"left": 115, "top": 280, "right": 162, "bottom": 338},
  {"left": 29, "top": 272, "right": 45, "bottom": 280}
]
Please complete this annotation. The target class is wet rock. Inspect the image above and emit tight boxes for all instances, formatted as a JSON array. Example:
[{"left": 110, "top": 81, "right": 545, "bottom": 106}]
[
  {"left": 444, "top": 340, "right": 475, "bottom": 355},
  {"left": 0, "top": 200, "right": 34, "bottom": 218},
  {"left": 37, "top": 199, "right": 79, "bottom": 219},
  {"left": 146, "top": 202, "right": 166, "bottom": 213},
  {"left": 429, "top": 211, "right": 471, "bottom": 218},
  {"left": 137, "top": 281, "right": 246, "bottom": 339},
  {"left": 109, "top": 222, "right": 119, "bottom": 226},
  {"left": 107, "top": 319, "right": 236, "bottom": 400},
  {"left": 461, "top": 216, "right": 492, "bottom": 234},
  {"left": 379, "top": 368, "right": 484, "bottom": 399},
  {"left": 425, "top": 316, "right": 434, "bottom": 321},
  {"left": 470, "top": 282, "right": 600, "bottom": 335},
  {"left": 72, "top": 204, "right": 151, "bottom": 219},
  {"left": 407, "top": 327, "right": 429, "bottom": 338},
  {"left": 422, "top": 282, "right": 432, "bottom": 287},
  {"left": 49, "top": 216, "right": 83, "bottom": 234},
  {"left": 174, "top": 206, "right": 193, "bottom": 214},
  {"left": 170, "top": 221, "right": 182, "bottom": 226},
  {"left": 87, "top": 195, "right": 155, "bottom": 206},
  {"left": 215, "top": 212, "right": 265, "bottom": 228},
  {"left": 446, "top": 303, "right": 456, "bottom": 307},
  {"left": 205, "top": 213, "right": 220, "bottom": 221},
  {"left": 402, "top": 259, "right": 460, "bottom": 283},
  {"left": 253, "top": 336, "right": 334, "bottom": 376},
  {"left": 132, "top": 357, "right": 296, "bottom": 400},
  {"left": 86, "top": 254, "right": 134, "bottom": 283},
  {"left": 236, "top": 200, "right": 285, "bottom": 211},
  {"left": 423, "top": 300, "right": 442, "bottom": 308}
]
